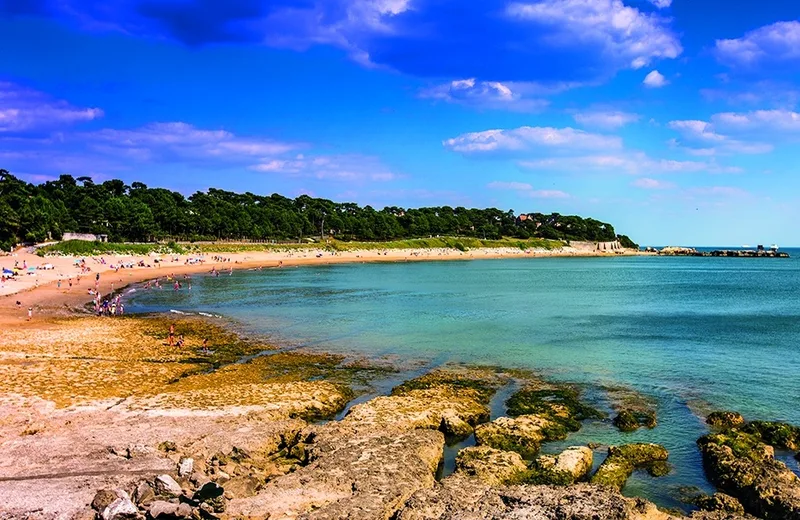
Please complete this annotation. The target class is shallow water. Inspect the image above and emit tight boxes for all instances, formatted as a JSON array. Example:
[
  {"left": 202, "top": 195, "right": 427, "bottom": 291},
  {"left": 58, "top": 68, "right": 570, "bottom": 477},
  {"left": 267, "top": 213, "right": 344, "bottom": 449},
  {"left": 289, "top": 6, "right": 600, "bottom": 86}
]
[{"left": 128, "top": 250, "right": 800, "bottom": 509}]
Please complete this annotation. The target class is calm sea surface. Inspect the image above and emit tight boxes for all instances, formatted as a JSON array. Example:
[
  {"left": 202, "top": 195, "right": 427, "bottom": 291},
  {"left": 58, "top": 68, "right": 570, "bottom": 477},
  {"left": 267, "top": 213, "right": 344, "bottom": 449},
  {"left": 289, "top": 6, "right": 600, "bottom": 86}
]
[{"left": 127, "top": 249, "right": 800, "bottom": 509}]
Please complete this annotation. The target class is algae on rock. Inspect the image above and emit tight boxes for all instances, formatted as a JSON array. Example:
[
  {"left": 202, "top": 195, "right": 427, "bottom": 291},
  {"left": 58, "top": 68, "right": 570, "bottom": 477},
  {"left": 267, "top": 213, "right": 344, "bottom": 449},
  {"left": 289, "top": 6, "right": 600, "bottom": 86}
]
[
  {"left": 706, "top": 411, "right": 745, "bottom": 429},
  {"left": 591, "top": 443, "right": 670, "bottom": 491},
  {"left": 697, "top": 430, "right": 800, "bottom": 520}
]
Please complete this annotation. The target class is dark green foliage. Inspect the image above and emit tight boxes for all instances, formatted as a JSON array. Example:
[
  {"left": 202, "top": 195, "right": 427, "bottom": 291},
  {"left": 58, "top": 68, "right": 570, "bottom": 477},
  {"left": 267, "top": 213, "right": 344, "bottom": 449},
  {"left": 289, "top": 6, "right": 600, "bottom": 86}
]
[
  {"left": 617, "top": 234, "right": 639, "bottom": 249},
  {"left": 0, "top": 169, "right": 634, "bottom": 250},
  {"left": 506, "top": 386, "right": 605, "bottom": 432}
]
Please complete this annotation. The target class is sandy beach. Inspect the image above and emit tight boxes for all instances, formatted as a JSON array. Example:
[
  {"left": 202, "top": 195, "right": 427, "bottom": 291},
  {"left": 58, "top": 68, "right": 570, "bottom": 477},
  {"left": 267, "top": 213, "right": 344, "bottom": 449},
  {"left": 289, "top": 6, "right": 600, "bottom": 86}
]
[{"left": 0, "top": 243, "right": 643, "bottom": 320}]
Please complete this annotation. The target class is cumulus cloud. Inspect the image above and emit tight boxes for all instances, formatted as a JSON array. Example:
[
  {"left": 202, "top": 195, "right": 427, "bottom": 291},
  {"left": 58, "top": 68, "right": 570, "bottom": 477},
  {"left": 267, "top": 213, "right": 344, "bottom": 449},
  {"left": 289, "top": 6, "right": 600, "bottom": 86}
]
[
  {"left": 0, "top": 81, "right": 103, "bottom": 132},
  {"left": 505, "top": 0, "right": 681, "bottom": 72},
  {"left": 443, "top": 126, "right": 622, "bottom": 153},
  {"left": 715, "top": 21, "right": 800, "bottom": 71},
  {"left": 420, "top": 79, "right": 549, "bottom": 112},
  {"left": 643, "top": 70, "right": 667, "bottom": 88},
  {"left": 487, "top": 181, "right": 569, "bottom": 199},
  {"left": 648, "top": 0, "right": 672, "bottom": 8},
  {"left": 573, "top": 110, "right": 640, "bottom": 129},
  {"left": 11, "top": 0, "right": 682, "bottom": 83}
]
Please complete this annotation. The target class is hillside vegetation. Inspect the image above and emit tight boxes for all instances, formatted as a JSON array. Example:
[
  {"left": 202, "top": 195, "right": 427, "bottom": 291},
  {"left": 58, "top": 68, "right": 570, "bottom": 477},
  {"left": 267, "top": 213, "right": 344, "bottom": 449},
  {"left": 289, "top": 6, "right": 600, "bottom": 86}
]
[{"left": 1, "top": 169, "right": 637, "bottom": 251}]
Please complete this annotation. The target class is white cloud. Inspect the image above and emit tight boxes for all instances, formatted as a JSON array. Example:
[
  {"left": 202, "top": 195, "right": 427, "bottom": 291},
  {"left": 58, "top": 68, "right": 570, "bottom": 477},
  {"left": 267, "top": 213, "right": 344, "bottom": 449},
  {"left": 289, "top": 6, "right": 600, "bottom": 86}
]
[
  {"left": 668, "top": 118, "right": 774, "bottom": 155},
  {"left": 420, "top": 79, "right": 549, "bottom": 112},
  {"left": 643, "top": 70, "right": 668, "bottom": 88},
  {"left": 573, "top": 110, "right": 640, "bottom": 129},
  {"left": 715, "top": 21, "right": 800, "bottom": 70},
  {"left": 487, "top": 181, "right": 569, "bottom": 199},
  {"left": 648, "top": 0, "right": 672, "bottom": 8},
  {"left": 250, "top": 154, "right": 398, "bottom": 182},
  {"left": 667, "top": 120, "right": 726, "bottom": 142},
  {"left": 443, "top": 126, "right": 622, "bottom": 153},
  {"left": 87, "top": 122, "right": 298, "bottom": 160},
  {"left": 631, "top": 177, "right": 675, "bottom": 189},
  {"left": 2, "top": 116, "right": 400, "bottom": 184},
  {"left": 505, "top": 0, "right": 681, "bottom": 71},
  {"left": 518, "top": 151, "right": 740, "bottom": 175},
  {"left": 712, "top": 109, "right": 800, "bottom": 132},
  {"left": 0, "top": 81, "right": 103, "bottom": 132}
]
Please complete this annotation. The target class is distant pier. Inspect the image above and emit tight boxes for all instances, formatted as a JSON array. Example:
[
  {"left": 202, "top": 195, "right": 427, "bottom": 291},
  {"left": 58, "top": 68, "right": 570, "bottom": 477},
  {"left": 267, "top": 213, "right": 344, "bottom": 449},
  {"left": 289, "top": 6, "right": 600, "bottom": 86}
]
[{"left": 651, "top": 245, "right": 790, "bottom": 258}]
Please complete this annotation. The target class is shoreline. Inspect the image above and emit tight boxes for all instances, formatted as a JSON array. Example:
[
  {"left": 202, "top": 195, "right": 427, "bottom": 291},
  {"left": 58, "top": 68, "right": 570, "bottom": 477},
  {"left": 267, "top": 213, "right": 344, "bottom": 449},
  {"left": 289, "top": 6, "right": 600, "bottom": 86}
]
[
  {"left": 0, "top": 245, "right": 647, "bottom": 321},
  {"left": 1, "top": 265, "right": 799, "bottom": 518}
]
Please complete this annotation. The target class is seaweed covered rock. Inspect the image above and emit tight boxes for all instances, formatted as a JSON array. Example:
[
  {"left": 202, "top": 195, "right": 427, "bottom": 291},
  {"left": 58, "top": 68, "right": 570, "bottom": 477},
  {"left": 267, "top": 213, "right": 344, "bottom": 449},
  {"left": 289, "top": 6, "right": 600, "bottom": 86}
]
[
  {"left": 391, "top": 367, "right": 505, "bottom": 404},
  {"left": 591, "top": 443, "right": 670, "bottom": 491},
  {"left": 603, "top": 386, "right": 658, "bottom": 433},
  {"left": 743, "top": 420, "right": 800, "bottom": 450},
  {"left": 695, "top": 493, "right": 745, "bottom": 515},
  {"left": 506, "top": 385, "right": 604, "bottom": 432},
  {"left": 453, "top": 446, "right": 527, "bottom": 486},
  {"left": 697, "top": 430, "right": 800, "bottom": 519},
  {"left": 342, "top": 367, "right": 504, "bottom": 436},
  {"left": 514, "top": 446, "right": 593, "bottom": 486},
  {"left": 474, "top": 415, "right": 563, "bottom": 458},
  {"left": 706, "top": 411, "right": 745, "bottom": 429},
  {"left": 614, "top": 409, "right": 658, "bottom": 432}
]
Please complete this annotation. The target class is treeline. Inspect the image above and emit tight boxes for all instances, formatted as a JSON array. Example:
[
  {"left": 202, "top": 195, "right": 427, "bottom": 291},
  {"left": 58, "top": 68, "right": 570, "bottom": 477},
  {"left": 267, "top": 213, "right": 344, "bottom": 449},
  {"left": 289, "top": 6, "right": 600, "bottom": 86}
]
[{"left": 0, "top": 170, "right": 637, "bottom": 250}]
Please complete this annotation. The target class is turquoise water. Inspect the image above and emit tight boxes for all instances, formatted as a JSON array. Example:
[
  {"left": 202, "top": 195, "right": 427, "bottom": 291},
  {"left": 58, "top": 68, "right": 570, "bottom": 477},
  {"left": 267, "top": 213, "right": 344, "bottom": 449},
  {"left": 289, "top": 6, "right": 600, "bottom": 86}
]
[{"left": 127, "top": 251, "right": 800, "bottom": 509}]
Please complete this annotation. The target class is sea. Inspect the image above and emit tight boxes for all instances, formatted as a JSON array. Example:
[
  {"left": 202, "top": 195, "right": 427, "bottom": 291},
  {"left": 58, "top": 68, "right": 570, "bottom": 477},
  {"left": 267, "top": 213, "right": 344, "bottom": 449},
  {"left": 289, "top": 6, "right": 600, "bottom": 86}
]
[{"left": 127, "top": 247, "right": 800, "bottom": 511}]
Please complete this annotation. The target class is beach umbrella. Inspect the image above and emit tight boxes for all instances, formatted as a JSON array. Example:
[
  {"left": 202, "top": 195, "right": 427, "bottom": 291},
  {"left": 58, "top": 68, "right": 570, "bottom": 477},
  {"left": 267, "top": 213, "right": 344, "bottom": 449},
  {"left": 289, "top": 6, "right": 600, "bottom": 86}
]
[{"left": 2, "top": 268, "right": 13, "bottom": 275}]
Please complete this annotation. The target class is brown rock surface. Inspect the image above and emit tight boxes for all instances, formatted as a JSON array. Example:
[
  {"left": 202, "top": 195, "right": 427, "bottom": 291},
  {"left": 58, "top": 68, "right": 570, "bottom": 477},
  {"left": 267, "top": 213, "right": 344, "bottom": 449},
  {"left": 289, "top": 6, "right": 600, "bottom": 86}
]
[
  {"left": 227, "top": 425, "right": 444, "bottom": 519},
  {"left": 452, "top": 446, "right": 527, "bottom": 486},
  {"left": 396, "top": 479, "right": 738, "bottom": 520},
  {"left": 698, "top": 431, "right": 800, "bottom": 519}
]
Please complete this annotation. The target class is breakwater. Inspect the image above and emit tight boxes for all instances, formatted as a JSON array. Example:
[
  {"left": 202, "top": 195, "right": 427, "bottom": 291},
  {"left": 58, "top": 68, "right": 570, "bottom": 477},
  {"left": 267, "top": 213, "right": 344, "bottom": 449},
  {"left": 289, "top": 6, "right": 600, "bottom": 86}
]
[{"left": 657, "top": 246, "right": 790, "bottom": 258}]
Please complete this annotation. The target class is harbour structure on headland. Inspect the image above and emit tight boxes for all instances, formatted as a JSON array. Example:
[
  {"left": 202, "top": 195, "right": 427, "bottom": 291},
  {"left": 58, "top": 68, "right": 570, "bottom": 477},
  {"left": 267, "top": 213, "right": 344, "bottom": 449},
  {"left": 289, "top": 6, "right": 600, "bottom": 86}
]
[{"left": 656, "top": 245, "right": 790, "bottom": 258}]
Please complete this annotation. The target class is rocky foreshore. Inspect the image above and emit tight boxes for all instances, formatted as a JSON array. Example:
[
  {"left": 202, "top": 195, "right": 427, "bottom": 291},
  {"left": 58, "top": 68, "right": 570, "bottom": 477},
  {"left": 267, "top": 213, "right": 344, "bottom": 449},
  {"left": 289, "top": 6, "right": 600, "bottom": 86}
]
[{"left": 1, "top": 315, "right": 799, "bottom": 520}]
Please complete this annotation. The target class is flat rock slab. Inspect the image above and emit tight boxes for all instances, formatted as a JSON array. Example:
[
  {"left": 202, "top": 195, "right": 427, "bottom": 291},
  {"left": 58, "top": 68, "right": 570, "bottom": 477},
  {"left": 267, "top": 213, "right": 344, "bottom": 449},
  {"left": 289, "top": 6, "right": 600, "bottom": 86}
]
[
  {"left": 228, "top": 426, "right": 444, "bottom": 520},
  {"left": 397, "top": 479, "right": 751, "bottom": 520}
]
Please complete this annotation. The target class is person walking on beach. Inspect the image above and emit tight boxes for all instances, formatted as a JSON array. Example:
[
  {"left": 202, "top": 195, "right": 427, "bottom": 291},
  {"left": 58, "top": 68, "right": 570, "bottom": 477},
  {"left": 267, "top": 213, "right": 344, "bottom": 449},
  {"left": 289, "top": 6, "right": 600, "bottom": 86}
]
[
  {"left": 168, "top": 323, "right": 175, "bottom": 346},
  {"left": 27, "top": 307, "right": 32, "bottom": 321},
  {"left": 202, "top": 338, "right": 209, "bottom": 354}
]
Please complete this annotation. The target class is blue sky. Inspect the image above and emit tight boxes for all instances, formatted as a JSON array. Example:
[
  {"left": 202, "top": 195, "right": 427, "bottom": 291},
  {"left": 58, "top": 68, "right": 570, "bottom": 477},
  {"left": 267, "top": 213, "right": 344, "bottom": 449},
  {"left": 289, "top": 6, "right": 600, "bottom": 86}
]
[{"left": 1, "top": 0, "right": 799, "bottom": 245}]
